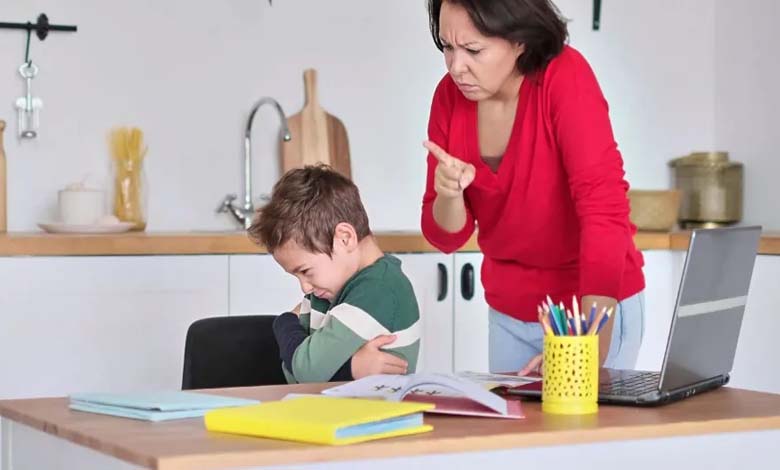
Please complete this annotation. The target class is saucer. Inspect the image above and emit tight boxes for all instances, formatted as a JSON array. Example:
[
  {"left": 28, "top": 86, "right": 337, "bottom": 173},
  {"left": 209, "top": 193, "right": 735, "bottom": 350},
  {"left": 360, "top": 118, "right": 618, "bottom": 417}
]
[{"left": 38, "top": 221, "right": 135, "bottom": 234}]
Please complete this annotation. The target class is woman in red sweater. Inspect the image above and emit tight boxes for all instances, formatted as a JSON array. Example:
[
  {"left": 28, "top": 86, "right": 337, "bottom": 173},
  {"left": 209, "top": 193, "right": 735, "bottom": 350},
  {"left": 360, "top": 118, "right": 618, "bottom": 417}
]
[{"left": 421, "top": 0, "right": 646, "bottom": 374}]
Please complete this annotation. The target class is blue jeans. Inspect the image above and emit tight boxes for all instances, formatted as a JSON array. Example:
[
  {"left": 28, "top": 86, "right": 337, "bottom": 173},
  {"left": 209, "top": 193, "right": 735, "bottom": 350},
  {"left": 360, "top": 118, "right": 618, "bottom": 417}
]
[{"left": 488, "top": 291, "right": 645, "bottom": 373}]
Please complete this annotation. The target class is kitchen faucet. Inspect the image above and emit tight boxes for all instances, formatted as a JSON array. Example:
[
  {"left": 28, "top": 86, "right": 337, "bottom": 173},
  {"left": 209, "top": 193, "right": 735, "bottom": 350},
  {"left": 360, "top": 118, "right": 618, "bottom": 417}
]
[{"left": 217, "top": 97, "right": 291, "bottom": 229}]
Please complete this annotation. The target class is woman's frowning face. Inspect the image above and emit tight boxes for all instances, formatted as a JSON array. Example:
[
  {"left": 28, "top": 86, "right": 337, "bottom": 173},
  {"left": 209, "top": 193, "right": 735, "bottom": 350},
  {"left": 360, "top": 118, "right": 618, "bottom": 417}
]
[{"left": 438, "top": 1, "right": 525, "bottom": 101}]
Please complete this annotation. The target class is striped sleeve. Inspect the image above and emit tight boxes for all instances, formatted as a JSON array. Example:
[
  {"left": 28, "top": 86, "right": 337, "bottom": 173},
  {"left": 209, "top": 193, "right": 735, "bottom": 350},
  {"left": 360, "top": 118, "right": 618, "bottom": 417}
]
[
  {"left": 297, "top": 296, "right": 311, "bottom": 332},
  {"left": 289, "top": 311, "right": 364, "bottom": 383},
  {"left": 290, "top": 280, "right": 421, "bottom": 382}
]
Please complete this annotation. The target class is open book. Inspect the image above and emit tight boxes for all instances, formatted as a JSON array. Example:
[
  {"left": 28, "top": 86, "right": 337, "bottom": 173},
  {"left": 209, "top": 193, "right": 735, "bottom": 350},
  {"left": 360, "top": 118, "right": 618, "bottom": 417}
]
[{"left": 322, "top": 372, "right": 537, "bottom": 419}]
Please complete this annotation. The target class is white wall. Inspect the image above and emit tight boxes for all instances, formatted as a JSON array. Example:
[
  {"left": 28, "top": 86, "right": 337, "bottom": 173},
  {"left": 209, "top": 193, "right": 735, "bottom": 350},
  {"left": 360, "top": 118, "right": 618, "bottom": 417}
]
[
  {"left": 0, "top": 1, "right": 722, "bottom": 231},
  {"left": 559, "top": 0, "right": 716, "bottom": 191},
  {"left": 714, "top": 0, "right": 780, "bottom": 229}
]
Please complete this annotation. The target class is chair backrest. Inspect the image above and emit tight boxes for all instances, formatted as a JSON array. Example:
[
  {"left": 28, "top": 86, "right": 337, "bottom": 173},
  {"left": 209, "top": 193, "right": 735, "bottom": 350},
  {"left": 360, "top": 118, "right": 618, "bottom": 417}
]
[{"left": 182, "top": 315, "right": 287, "bottom": 390}]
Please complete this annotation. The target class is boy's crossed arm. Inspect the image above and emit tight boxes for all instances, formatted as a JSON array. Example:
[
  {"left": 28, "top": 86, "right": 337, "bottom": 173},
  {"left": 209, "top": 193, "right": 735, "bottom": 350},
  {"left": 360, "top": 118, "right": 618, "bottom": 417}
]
[{"left": 273, "top": 295, "right": 413, "bottom": 383}]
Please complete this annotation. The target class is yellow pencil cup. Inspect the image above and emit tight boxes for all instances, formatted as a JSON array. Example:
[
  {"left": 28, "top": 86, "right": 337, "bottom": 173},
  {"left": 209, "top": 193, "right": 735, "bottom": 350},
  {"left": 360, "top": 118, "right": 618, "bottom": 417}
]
[{"left": 542, "top": 334, "right": 599, "bottom": 415}]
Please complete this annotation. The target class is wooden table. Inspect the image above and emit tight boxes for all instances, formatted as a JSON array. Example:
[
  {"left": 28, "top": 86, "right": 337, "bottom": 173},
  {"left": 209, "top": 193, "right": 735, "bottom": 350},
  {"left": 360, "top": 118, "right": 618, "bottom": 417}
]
[{"left": 2, "top": 383, "right": 779, "bottom": 470}]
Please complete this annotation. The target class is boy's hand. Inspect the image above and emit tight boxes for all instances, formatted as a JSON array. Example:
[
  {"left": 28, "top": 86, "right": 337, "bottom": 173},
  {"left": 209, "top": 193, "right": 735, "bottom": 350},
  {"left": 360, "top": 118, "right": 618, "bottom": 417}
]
[
  {"left": 424, "top": 140, "right": 476, "bottom": 198},
  {"left": 290, "top": 303, "right": 302, "bottom": 316},
  {"left": 351, "top": 335, "right": 408, "bottom": 379}
]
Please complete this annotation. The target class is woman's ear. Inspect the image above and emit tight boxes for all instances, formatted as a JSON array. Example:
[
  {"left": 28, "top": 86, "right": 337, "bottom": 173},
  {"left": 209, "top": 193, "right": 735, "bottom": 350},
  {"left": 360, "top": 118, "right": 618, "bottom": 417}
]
[
  {"left": 515, "top": 42, "right": 526, "bottom": 59},
  {"left": 332, "top": 222, "right": 359, "bottom": 253}
]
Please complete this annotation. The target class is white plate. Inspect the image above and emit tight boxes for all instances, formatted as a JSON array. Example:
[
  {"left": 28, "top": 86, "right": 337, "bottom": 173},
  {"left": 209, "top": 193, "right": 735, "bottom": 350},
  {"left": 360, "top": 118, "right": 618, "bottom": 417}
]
[{"left": 38, "top": 221, "right": 136, "bottom": 234}]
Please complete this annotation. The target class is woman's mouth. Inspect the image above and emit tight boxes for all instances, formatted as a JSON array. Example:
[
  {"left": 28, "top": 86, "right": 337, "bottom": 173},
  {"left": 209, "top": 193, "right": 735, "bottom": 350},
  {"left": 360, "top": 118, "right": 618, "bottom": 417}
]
[{"left": 457, "top": 82, "right": 478, "bottom": 92}]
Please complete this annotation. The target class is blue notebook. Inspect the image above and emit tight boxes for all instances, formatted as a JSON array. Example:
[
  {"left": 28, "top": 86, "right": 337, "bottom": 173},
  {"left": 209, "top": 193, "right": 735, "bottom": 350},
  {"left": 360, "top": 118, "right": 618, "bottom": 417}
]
[{"left": 69, "top": 391, "right": 259, "bottom": 422}]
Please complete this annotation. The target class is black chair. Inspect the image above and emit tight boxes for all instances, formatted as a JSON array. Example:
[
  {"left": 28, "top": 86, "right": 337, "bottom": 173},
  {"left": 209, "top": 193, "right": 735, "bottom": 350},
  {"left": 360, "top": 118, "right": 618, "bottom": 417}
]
[{"left": 182, "top": 315, "right": 287, "bottom": 390}]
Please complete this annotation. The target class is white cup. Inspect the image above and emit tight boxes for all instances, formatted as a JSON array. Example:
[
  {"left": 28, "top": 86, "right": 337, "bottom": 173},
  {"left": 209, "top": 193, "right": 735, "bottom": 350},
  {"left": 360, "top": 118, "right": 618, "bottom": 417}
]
[{"left": 58, "top": 188, "right": 105, "bottom": 225}]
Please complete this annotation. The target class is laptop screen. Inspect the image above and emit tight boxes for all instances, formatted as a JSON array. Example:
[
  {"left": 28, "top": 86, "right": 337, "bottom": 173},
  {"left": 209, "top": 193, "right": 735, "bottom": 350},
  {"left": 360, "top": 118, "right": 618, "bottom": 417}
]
[{"left": 659, "top": 226, "right": 761, "bottom": 391}]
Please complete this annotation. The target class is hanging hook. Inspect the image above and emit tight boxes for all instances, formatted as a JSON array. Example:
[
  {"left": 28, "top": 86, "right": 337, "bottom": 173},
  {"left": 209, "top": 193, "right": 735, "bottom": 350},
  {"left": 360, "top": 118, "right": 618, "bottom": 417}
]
[
  {"left": 0, "top": 12, "right": 75, "bottom": 141},
  {"left": 19, "top": 62, "right": 39, "bottom": 80},
  {"left": 24, "top": 28, "right": 32, "bottom": 65},
  {"left": 16, "top": 61, "right": 42, "bottom": 139}
]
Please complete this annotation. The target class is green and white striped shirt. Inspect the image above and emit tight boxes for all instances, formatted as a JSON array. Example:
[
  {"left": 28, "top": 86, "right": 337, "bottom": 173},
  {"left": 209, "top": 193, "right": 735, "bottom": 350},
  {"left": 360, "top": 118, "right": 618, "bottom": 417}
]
[{"left": 282, "top": 254, "right": 420, "bottom": 383}]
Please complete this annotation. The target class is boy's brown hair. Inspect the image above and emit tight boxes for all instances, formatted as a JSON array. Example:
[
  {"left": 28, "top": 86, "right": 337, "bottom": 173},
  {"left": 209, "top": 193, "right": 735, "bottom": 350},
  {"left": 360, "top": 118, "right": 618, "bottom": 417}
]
[{"left": 248, "top": 164, "right": 371, "bottom": 255}]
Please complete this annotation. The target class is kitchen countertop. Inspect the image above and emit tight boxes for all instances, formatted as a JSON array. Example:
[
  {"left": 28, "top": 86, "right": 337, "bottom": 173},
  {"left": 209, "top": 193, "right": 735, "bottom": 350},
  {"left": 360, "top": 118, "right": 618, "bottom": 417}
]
[{"left": 0, "top": 230, "right": 777, "bottom": 257}]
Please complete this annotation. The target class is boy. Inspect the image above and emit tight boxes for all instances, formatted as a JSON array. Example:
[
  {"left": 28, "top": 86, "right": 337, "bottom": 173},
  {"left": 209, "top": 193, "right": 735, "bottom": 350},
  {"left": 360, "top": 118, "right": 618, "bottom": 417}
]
[{"left": 248, "top": 164, "right": 420, "bottom": 383}]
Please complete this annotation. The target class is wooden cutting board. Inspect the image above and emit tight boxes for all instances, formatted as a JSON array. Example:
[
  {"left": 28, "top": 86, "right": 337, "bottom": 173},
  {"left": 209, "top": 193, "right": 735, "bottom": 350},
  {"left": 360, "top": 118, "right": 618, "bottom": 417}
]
[{"left": 280, "top": 69, "right": 351, "bottom": 179}]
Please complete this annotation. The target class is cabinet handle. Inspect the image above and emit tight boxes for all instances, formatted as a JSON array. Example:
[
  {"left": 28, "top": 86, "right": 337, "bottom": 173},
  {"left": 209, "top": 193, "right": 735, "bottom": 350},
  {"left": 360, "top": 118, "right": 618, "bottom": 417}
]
[
  {"left": 461, "top": 263, "right": 474, "bottom": 300},
  {"left": 437, "top": 263, "right": 448, "bottom": 301}
]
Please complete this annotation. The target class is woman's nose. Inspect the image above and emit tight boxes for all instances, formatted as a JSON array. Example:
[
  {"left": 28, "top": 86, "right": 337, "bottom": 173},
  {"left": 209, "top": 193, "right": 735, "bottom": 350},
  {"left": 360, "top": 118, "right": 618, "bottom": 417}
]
[{"left": 448, "top": 50, "right": 468, "bottom": 75}]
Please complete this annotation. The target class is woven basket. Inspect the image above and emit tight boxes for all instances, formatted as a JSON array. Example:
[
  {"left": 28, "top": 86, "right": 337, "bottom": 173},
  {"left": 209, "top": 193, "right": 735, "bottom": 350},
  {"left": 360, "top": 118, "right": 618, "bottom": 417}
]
[{"left": 627, "top": 190, "right": 681, "bottom": 231}]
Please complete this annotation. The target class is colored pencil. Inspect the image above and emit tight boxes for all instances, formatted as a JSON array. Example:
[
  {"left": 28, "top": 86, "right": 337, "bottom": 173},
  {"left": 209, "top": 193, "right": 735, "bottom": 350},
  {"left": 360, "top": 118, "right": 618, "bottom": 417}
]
[
  {"left": 588, "top": 306, "right": 608, "bottom": 335},
  {"left": 596, "top": 307, "right": 614, "bottom": 334},
  {"left": 572, "top": 295, "right": 582, "bottom": 336},
  {"left": 543, "top": 303, "right": 561, "bottom": 335},
  {"left": 587, "top": 302, "right": 597, "bottom": 332},
  {"left": 538, "top": 305, "right": 554, "bottom": 335}
]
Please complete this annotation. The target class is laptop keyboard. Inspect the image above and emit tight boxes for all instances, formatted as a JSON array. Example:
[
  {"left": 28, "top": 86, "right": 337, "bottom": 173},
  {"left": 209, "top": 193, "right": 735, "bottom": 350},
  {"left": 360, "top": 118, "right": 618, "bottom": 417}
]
[{"left": 600, "top": 371, "right": 661, "bottom": 396}]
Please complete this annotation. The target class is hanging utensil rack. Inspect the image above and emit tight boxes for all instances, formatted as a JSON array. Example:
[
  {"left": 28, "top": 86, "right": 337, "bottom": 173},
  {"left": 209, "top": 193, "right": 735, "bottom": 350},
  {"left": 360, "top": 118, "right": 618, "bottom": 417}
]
[{"left": 0, "top": 13, "right": 77, "bottom": 39}]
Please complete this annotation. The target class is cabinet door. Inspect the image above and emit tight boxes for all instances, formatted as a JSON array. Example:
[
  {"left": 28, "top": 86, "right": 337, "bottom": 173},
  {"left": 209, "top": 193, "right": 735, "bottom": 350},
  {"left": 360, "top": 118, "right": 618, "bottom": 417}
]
[
  {"left": 394, "top": 254, "right": 454, "bottom": 374},
  {"left": 636, "top": 252, "right": 778, "bottom": 394},
  {"left": 228, "top": 255, "right": 302, "bottom": 315},
  {"left": 0, "top": 256, "right": 229, "bottom": 399},
  {"left": 726, "top": 255, "right": 780, "bottom": 394},
  {"left": 453, "top": 253, "right": 490, "bottom": 373}
]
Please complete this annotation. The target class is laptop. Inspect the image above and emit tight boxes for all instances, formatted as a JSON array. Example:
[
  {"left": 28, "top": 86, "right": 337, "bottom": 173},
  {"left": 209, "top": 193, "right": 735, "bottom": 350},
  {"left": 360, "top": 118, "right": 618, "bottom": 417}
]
[{"left": 505, "top": 225, "right": 762, "bottom": 406}]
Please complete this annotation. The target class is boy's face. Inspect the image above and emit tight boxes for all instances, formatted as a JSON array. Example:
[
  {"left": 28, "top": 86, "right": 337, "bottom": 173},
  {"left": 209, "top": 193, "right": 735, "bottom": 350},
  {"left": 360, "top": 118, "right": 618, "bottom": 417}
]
[{"left": 272, "top": 228, "right": 358, "bottom": 302}]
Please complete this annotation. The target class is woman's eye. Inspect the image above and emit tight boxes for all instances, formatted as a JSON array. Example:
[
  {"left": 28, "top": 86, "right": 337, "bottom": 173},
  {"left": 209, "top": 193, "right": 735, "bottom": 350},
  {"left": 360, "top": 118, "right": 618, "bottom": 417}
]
[{"left": 466, "top": 48, "right": 481, "bottom": 55}]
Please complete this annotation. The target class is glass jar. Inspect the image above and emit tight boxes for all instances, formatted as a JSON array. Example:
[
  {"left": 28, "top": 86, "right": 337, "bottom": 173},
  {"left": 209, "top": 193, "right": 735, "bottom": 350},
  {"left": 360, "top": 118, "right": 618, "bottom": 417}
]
[{"left": 112, "top": 156, "right": 147, "bottom": 231}]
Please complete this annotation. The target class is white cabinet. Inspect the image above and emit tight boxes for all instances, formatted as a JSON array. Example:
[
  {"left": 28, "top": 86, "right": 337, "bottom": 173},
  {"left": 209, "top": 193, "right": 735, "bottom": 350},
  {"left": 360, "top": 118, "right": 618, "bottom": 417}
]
[
  {"left": 0, "top": 256, "right": 229, "bottom": 399},
  {"left": 452, "top": 253, "right": 490, "bottom": 373},
  {"left": 614, "top": 251, "right": 780, "bottom": 394},
  {"left": 395, "top": 253, "right": 454, "bottom": 374},
  {"left": 228, "top": 255, "right": 301, "bottom": 315},
  {"left": 722, "top": 255, "right": 780, "bottom": 393}
]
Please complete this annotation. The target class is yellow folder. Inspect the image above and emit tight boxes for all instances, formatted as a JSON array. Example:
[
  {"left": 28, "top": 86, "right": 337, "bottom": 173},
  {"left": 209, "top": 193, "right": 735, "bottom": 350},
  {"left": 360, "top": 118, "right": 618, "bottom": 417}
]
[{"left": 204, "top": 396, "right": 434, "bottom": 445}]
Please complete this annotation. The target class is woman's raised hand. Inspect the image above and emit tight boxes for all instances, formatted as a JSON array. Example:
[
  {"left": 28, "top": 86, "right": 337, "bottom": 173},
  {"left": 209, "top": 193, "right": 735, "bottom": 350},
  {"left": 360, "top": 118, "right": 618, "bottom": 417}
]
[{"left": 424, "top": 140, "right": 476, "bottom": 198}]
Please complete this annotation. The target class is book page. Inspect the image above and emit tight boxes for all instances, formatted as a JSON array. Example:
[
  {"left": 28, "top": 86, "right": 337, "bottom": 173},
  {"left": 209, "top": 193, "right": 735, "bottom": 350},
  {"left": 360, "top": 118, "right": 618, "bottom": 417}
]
[
  {"left": 322, "top": 373, "right": 513, "bottom": 415},
  {"left": 456, "top": 371, "right": 541, "bottom": 388}
]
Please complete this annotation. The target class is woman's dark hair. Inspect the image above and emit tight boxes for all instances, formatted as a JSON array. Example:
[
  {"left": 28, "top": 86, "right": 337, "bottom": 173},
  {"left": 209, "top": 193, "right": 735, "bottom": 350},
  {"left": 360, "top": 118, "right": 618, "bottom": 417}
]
[{"left": 427, "top": 0, "right": 568, "bottom": 74}]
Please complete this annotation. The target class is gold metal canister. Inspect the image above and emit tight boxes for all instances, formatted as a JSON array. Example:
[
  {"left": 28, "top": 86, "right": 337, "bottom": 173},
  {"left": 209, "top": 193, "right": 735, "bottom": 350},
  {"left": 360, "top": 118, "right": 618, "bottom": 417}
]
[{"left": 668, "top": 152, "right": 743, "bottom": 228}]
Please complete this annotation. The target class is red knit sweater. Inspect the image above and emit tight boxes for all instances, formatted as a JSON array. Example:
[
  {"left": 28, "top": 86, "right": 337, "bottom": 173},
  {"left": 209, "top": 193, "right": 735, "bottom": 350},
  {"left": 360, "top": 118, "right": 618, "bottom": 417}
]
[{"left": 421, "top": 46, "right": 645, "bottom": 322}]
